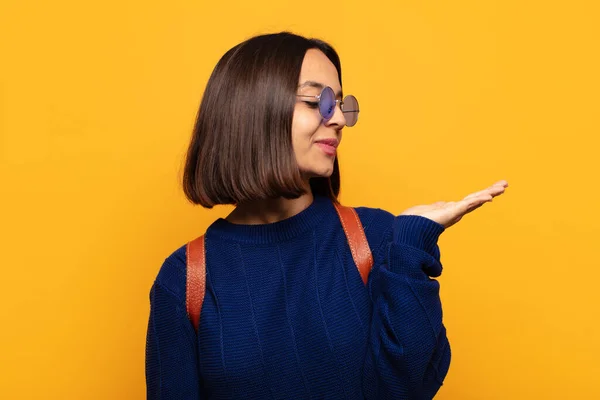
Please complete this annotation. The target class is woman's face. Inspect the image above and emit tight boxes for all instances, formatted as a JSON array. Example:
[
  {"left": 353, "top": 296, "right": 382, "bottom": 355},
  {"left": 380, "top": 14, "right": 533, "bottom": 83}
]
[{"left": 292, "top": 49, "right": 347, "bottom": 180}]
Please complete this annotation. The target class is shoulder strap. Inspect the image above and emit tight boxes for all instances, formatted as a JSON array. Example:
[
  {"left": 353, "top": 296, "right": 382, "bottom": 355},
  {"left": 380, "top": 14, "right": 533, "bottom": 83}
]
[
  {"left": 185, "top": 203, "right": 374, "bottom": 332},
  {"left": 333, "top": 203, "right": 374, "bottom": 285},
  {"left": 186, "top": 235, "right": 206, "bottom": 333}
]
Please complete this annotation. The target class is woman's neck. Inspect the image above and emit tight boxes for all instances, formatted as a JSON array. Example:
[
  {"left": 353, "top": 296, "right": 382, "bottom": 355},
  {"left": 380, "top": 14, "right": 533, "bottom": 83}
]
[{"left": 225, "top": 191, "right": 315, "bottom": 225}]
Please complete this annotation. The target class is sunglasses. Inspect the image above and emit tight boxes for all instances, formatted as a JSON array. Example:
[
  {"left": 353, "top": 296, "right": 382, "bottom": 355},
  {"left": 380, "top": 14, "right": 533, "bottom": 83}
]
[{"left": 296, "top": 86, "right": 359, "bottom": 127}]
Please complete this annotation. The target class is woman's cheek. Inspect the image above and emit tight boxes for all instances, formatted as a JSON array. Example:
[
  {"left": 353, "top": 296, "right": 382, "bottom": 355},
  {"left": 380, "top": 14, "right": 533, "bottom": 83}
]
[{"left": 293, "top": 107, "right": 320, "bottom": 132}]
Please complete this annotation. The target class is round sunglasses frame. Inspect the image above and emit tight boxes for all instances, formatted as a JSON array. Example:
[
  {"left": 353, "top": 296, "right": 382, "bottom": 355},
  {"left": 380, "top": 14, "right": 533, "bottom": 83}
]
[{"left": 296, "top": 86, "right": 360, "bottom": 127}]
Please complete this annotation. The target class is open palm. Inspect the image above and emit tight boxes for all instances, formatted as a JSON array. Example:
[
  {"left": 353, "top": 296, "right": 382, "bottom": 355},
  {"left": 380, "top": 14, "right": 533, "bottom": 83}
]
[{"left": 400, "top": 180, "right": 509, "bottom": 229}]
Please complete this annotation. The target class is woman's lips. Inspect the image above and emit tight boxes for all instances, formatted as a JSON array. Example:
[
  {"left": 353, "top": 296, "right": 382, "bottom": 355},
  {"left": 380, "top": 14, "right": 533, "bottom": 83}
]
[
  {"left": 316, "top": 143, "right": 337, "bottom": 156},
  {"left": 315, "top": 139, "right": 339, "bottom": 156}
]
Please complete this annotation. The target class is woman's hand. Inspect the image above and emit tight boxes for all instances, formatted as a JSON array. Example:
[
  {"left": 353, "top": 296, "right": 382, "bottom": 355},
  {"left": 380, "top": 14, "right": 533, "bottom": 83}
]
[{"left": 399, "top": 180, "right": 509, "bottom": 229}]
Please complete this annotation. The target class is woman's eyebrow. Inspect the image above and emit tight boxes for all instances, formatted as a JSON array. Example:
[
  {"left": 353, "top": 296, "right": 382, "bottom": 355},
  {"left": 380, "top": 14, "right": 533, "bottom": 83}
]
[{"left": 298, "top": 80, "right": 343, "bottom": 98}]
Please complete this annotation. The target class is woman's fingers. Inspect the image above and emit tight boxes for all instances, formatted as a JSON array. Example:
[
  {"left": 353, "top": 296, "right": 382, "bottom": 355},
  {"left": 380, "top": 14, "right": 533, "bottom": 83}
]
[
  {"left": 458, "top": 180, "right": 508, "bottom": 216},
  {"left": 463, "top": 180, "right": 508, "bottom": 201},
  {"left": 459, "top": 196, "right": 485, "bottom": 213}
]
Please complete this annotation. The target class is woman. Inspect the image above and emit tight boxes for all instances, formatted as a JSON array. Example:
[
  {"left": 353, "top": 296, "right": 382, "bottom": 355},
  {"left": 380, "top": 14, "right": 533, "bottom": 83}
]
[{"left": 145, "top": 31, "right": 508, "bottom": 399}]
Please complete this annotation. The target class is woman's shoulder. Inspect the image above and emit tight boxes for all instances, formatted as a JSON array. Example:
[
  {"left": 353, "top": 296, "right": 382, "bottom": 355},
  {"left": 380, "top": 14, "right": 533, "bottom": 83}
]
[
  {"left": 351, "top": 204, "right": 396, "bottom": 233},
  {"left": 350, "top": 204, "right": 396, "bottom": 256},
  {"left": 152, "top": 243, "right": 188, "bottom": 303}
]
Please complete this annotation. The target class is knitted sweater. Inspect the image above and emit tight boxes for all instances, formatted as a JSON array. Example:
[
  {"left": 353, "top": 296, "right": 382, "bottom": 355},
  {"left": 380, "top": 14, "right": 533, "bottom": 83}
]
[{"left": 145, "top": 195, "right": 451, "bottom": 399}]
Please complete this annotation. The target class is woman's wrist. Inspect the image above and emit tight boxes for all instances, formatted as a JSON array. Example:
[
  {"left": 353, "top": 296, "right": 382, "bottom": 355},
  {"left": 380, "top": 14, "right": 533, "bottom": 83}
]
[{"left": 393, "top": 215, "right": 445, "bottom": 256}]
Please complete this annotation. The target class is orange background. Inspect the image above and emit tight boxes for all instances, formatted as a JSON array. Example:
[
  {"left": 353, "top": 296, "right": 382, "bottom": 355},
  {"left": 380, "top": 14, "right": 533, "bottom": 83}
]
[{"left": 1, "top": 0, "right": 599, "bottom": 398}]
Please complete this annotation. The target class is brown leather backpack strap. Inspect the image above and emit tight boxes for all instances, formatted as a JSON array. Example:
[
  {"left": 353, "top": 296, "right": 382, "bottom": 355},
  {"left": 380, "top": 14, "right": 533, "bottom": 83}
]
[
  {"left": 186, "top": 234, "right": 206, "bottom": 333},
  {"left": 333, "top": 203, "right": 374, "bottom": 285}
]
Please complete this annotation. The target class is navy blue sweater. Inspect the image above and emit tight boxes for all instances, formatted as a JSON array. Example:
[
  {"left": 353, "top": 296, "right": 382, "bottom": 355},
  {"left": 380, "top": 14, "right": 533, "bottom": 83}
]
[{"left": 145, "top": 195, "right": 451, "bottom": 399}]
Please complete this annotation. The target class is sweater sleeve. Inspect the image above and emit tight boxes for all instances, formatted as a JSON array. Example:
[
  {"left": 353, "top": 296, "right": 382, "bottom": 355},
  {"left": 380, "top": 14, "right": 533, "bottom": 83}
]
[
  {"left": 362, "top": 215, "right": 451, "bottom": 400},
  {"left": 145, "top": 281, "right": 202, "bottom": 400}
]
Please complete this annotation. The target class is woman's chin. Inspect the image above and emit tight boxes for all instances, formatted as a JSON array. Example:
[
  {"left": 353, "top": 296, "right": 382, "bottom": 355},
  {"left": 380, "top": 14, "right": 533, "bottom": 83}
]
[
  {"left": 300, "top": 160, "right": 335, "bottom": 180},
  {"left": 308, "top": 168, "right": 334, "bottom": 179}
]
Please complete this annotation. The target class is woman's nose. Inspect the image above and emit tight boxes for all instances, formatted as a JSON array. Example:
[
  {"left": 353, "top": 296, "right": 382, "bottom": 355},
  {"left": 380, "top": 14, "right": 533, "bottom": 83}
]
[{"left": 325, "top": 101, "right": 346, "bottom": 128}]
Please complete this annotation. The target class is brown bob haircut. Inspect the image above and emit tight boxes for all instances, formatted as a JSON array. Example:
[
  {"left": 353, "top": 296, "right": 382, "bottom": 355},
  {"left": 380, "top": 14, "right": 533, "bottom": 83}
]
[{"left": 183, "top": 31, "right": 343, "bottom": 208}]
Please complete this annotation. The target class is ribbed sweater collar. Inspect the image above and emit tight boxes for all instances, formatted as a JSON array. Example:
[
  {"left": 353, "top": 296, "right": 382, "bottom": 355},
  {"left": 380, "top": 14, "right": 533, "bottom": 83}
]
[{"left": 206, "top": 195, "right": 333, "bottom": 245}]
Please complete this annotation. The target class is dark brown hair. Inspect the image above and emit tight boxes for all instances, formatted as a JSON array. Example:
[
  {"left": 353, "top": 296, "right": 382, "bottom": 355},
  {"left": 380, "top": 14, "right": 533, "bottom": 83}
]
[{"left": 183, "top": 31, "right": 342, "bottom": 208}]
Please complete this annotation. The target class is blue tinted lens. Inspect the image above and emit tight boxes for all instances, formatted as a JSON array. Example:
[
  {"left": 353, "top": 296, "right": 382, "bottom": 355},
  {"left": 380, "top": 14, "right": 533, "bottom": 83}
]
[{"left": 319, "top": 87, "right": 336, "bottom": 120}]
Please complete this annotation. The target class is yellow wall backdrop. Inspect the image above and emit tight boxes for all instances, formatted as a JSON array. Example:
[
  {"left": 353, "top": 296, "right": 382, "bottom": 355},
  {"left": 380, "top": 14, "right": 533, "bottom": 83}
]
[{"left": 1, "top": 0, "right": 599, "bottom": 398}]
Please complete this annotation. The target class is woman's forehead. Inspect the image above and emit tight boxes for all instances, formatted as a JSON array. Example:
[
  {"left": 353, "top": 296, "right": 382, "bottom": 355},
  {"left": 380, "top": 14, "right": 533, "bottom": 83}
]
[{"left": 298, "top": 49, "right": 341, "bottom": 93}]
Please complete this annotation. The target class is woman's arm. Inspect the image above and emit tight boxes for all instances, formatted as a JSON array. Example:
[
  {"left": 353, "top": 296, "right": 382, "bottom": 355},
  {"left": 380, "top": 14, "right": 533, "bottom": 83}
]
[
  {"left": 145, "top": 281, "right": 202, "bottom": 400},
  {"left": 362, "top": 215, "right": 451, "bottom": 400},
  {"left": 362, "top": 180, "right": 507, "bottom": 399}
]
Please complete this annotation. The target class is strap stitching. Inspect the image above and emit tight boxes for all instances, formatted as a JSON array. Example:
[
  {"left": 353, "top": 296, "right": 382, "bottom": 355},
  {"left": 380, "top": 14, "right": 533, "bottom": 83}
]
[
  {"left": 185, "top": 240, "right": 191, "bottom": 320},
  {"left": 336, "top": 205, "right": 359, "bottom": 263},
  {"left": 350, "top": 207, "right": 374, "bottom": 268},
  {"left": 186, "top": 235, "right": 205, "bottom": 332}
]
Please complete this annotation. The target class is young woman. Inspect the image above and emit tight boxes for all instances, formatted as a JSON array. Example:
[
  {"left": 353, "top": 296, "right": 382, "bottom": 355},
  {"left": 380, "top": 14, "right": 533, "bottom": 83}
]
[{"left": 145, "top": 31, "right": 508, "bottom": 399}]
